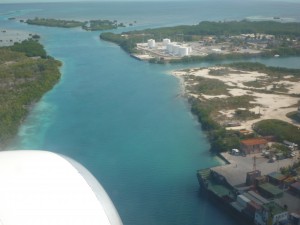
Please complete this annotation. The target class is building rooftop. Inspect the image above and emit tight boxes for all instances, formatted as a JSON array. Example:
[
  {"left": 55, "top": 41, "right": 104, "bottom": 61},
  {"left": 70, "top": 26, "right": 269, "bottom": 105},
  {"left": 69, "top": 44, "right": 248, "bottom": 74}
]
[
  {"left": 259, "top": 183, "right": 283, "bottom": 197},
  {"left": 275, "top": 191, "right": 300, "bottom": 213},
  {"left": 207, "top": 179, "right": 231, "bottom": 197},
  {"left": 262, "top": 202, "right": 287, "bottom": 215},
  {"left": 246, "top": 191, "right": 269, "bottom": 205},
  {"left": 267, "top": 171, "right": 287, "bottom": 181},
  {"left": 241, "top": 138, "right": 268, "bottom": 146}
]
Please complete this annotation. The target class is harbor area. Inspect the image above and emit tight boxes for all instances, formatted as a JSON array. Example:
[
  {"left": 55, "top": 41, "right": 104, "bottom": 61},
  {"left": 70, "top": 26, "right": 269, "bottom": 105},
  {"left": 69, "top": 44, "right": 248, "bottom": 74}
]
[
  {"left": 213, "top": 152, "right": 299, "bottom": 187},
  {"left": 198, "top": 149, "right": 300, "bottom": 225}
]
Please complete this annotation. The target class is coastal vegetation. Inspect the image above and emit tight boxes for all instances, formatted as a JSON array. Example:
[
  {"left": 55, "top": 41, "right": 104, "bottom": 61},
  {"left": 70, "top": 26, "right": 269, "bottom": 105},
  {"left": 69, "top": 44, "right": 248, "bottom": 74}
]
[
  {"left": 253, "top": 119, "right": 300, "bottom": 145},
  {"left": 168, "top": 48, "right": 300, "bottom": 64},
  {"left": 100, "top": 32, "right": 141, "bottom": 53},
  {"left": 224, "top": 62, "right": 300, "bottom": 77},
  {"left": 83, "top": 19, "right": 124, "bottom": 31},
  {"left": 126, "top": 20, "right": 300, "bottom": 37},
  {"left": 287, "top": 111, "right": 300, "bottom": 123},
  {"left": 26, "top": 17, "right": 126, "bottom": 31},
  {"left": 190, "top": 95, "right": 257, "bottom": 152},
  {"left": 0, "top": 40, "right": 61, "bottom": 148},
  {"left": 27, "top": 18, "right": 84, "bottom": 28},
  {"left": 9, "top": 39, "right": 47, "bottom": 58},
  {"left": 187, "top": 76, "right": 229, "bottom": 95}
]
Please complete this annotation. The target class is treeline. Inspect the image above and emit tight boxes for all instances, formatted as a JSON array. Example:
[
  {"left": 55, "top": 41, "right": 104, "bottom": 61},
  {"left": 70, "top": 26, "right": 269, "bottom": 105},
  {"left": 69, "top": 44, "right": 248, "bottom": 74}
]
[
  {"left": 128, "top": 20, "right": 300, "bottom": 37},
  {"left": 83, "top": 20, "right": 124, "bottom": 31},
  {"left": 190, "top": 95, "right": 258, "bottom": 152},
  {"left": 169, "top": 52, "right": 259, "bottom": 64},
  {"left": 169, "top": 47, "right": 300, "bottom": 64},
  {"left": 0, "top": 41, "right": 61, "bottom": 148},
  {"left": 224, "top": 62, "right": 300, "bottom": 77},
  {"left": 190, "top": 97, "right": 241, "bottom": 152},
  {"left": 100, "top": 32, "right": 141, "bottom": 53}
]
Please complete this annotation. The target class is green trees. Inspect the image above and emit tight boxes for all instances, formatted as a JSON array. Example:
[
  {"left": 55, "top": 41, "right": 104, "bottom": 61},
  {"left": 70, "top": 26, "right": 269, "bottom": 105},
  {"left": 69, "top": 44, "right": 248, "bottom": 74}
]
[
  {"left": 27, "top": 17, "right": 84, "bottom": 28},
  {"left": 10, "top": 40, "right": 47, "bottom": 58},
  {"left": 83, "top": 20, "right": 120, "bottom": 31},
  {"left": 26, "top": 17, "right": 124, "bottom": 31},
  {"left": 253, "top": 119, "right": 300, "bottom": 145},
  {"left": 100, "top": 32, "right": 143, "bottom": 53},
  {"left": 0, "top": 44, "right": 61, "bottom": 148}
]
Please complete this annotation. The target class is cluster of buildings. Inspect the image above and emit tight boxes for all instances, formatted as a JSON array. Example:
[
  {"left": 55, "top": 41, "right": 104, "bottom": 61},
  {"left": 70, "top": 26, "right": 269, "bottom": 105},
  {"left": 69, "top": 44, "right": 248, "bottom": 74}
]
[
  {"left": 146, "top": 38, "right": 192, "bottom": 57},
  {"left": 198, "top": 138, "right": 300, "bottom": 225}
]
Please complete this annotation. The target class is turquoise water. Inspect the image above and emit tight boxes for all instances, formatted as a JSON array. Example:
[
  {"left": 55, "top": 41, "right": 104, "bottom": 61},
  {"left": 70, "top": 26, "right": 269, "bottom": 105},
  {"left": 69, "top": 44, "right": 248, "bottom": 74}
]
[{"left": 1, "top": 1, "right": 300, "bottom": 225}]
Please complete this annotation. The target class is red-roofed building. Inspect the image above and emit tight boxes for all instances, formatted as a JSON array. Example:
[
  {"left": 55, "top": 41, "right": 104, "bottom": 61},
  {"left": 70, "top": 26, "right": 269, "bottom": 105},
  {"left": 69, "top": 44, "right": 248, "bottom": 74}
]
[{"left": 240, "top": 138, "right": 268, "bottom": 155}]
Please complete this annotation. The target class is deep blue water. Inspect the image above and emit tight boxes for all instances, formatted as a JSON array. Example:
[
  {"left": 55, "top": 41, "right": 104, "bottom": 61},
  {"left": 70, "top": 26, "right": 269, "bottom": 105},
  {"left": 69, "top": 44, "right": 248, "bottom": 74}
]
[{"left": 1, "top": 1, "right": 300, "bottom": 225}]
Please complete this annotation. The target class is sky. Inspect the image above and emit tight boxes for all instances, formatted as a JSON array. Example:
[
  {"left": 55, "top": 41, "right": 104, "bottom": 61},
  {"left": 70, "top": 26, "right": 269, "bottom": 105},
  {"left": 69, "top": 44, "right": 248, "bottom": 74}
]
[
  {"left": 0, "top": 0, "right": 194, "bottom": 3},
  {"left": 0, "top": 0, "right": 298, "bottom": 3},
  {"left": 0, "top": 0, "right": 200, "bottom": 2}
]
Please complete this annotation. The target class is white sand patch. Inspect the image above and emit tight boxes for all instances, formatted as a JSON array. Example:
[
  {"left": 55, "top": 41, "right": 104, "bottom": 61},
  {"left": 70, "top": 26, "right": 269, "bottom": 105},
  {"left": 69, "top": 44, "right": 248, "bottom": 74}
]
[
  {"left": 228, "top": 88, "right": 251, "bottom": 96},
  {"left": 173, "top": 71, "right": 187, "bottom": 76},
  {"left": 276, "top": 80, "right": 300, "bottom": 94},
  {"left": 201, "top": 94, "right": 229, "bottom": 99},
  {"left": 190, "top": 68, "right": 267, "bottom": 84},
  {"left": 219, "top": 110, "right": 235, "bottom": 118},
  {"left": 242, "top": 92, "right": 300, "bottom": 130},
  {"left": 189, "top": 93, "right": 200, "bottom": 98}
]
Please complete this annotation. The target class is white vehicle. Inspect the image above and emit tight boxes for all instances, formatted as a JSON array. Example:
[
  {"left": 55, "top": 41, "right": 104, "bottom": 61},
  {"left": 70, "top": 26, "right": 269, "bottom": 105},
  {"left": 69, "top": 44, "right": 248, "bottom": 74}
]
[{"left": 231, "top": 149, "right": 240, "bottom": 155}]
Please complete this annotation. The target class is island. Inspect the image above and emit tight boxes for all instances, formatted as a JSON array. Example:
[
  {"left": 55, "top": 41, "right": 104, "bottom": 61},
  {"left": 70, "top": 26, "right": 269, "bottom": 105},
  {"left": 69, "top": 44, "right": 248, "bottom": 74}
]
[
  {"left": 0, "top": 39, "right": 61, "bottom": 149},
  {"left": 100, "top": 20, "right": 300, "bottom": 63},
  {"left": 173, "top": 62, "right": 300, "bottom": 224},
  {"left": 26, "top": 17, "right": 127, "bottom": 31}
]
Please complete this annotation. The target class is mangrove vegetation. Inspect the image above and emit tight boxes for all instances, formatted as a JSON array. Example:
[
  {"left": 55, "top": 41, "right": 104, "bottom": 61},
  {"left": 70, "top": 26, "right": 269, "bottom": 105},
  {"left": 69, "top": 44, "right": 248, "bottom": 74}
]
[{"left": 0, "top": 40, "right": 61, "bottom": 148}]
